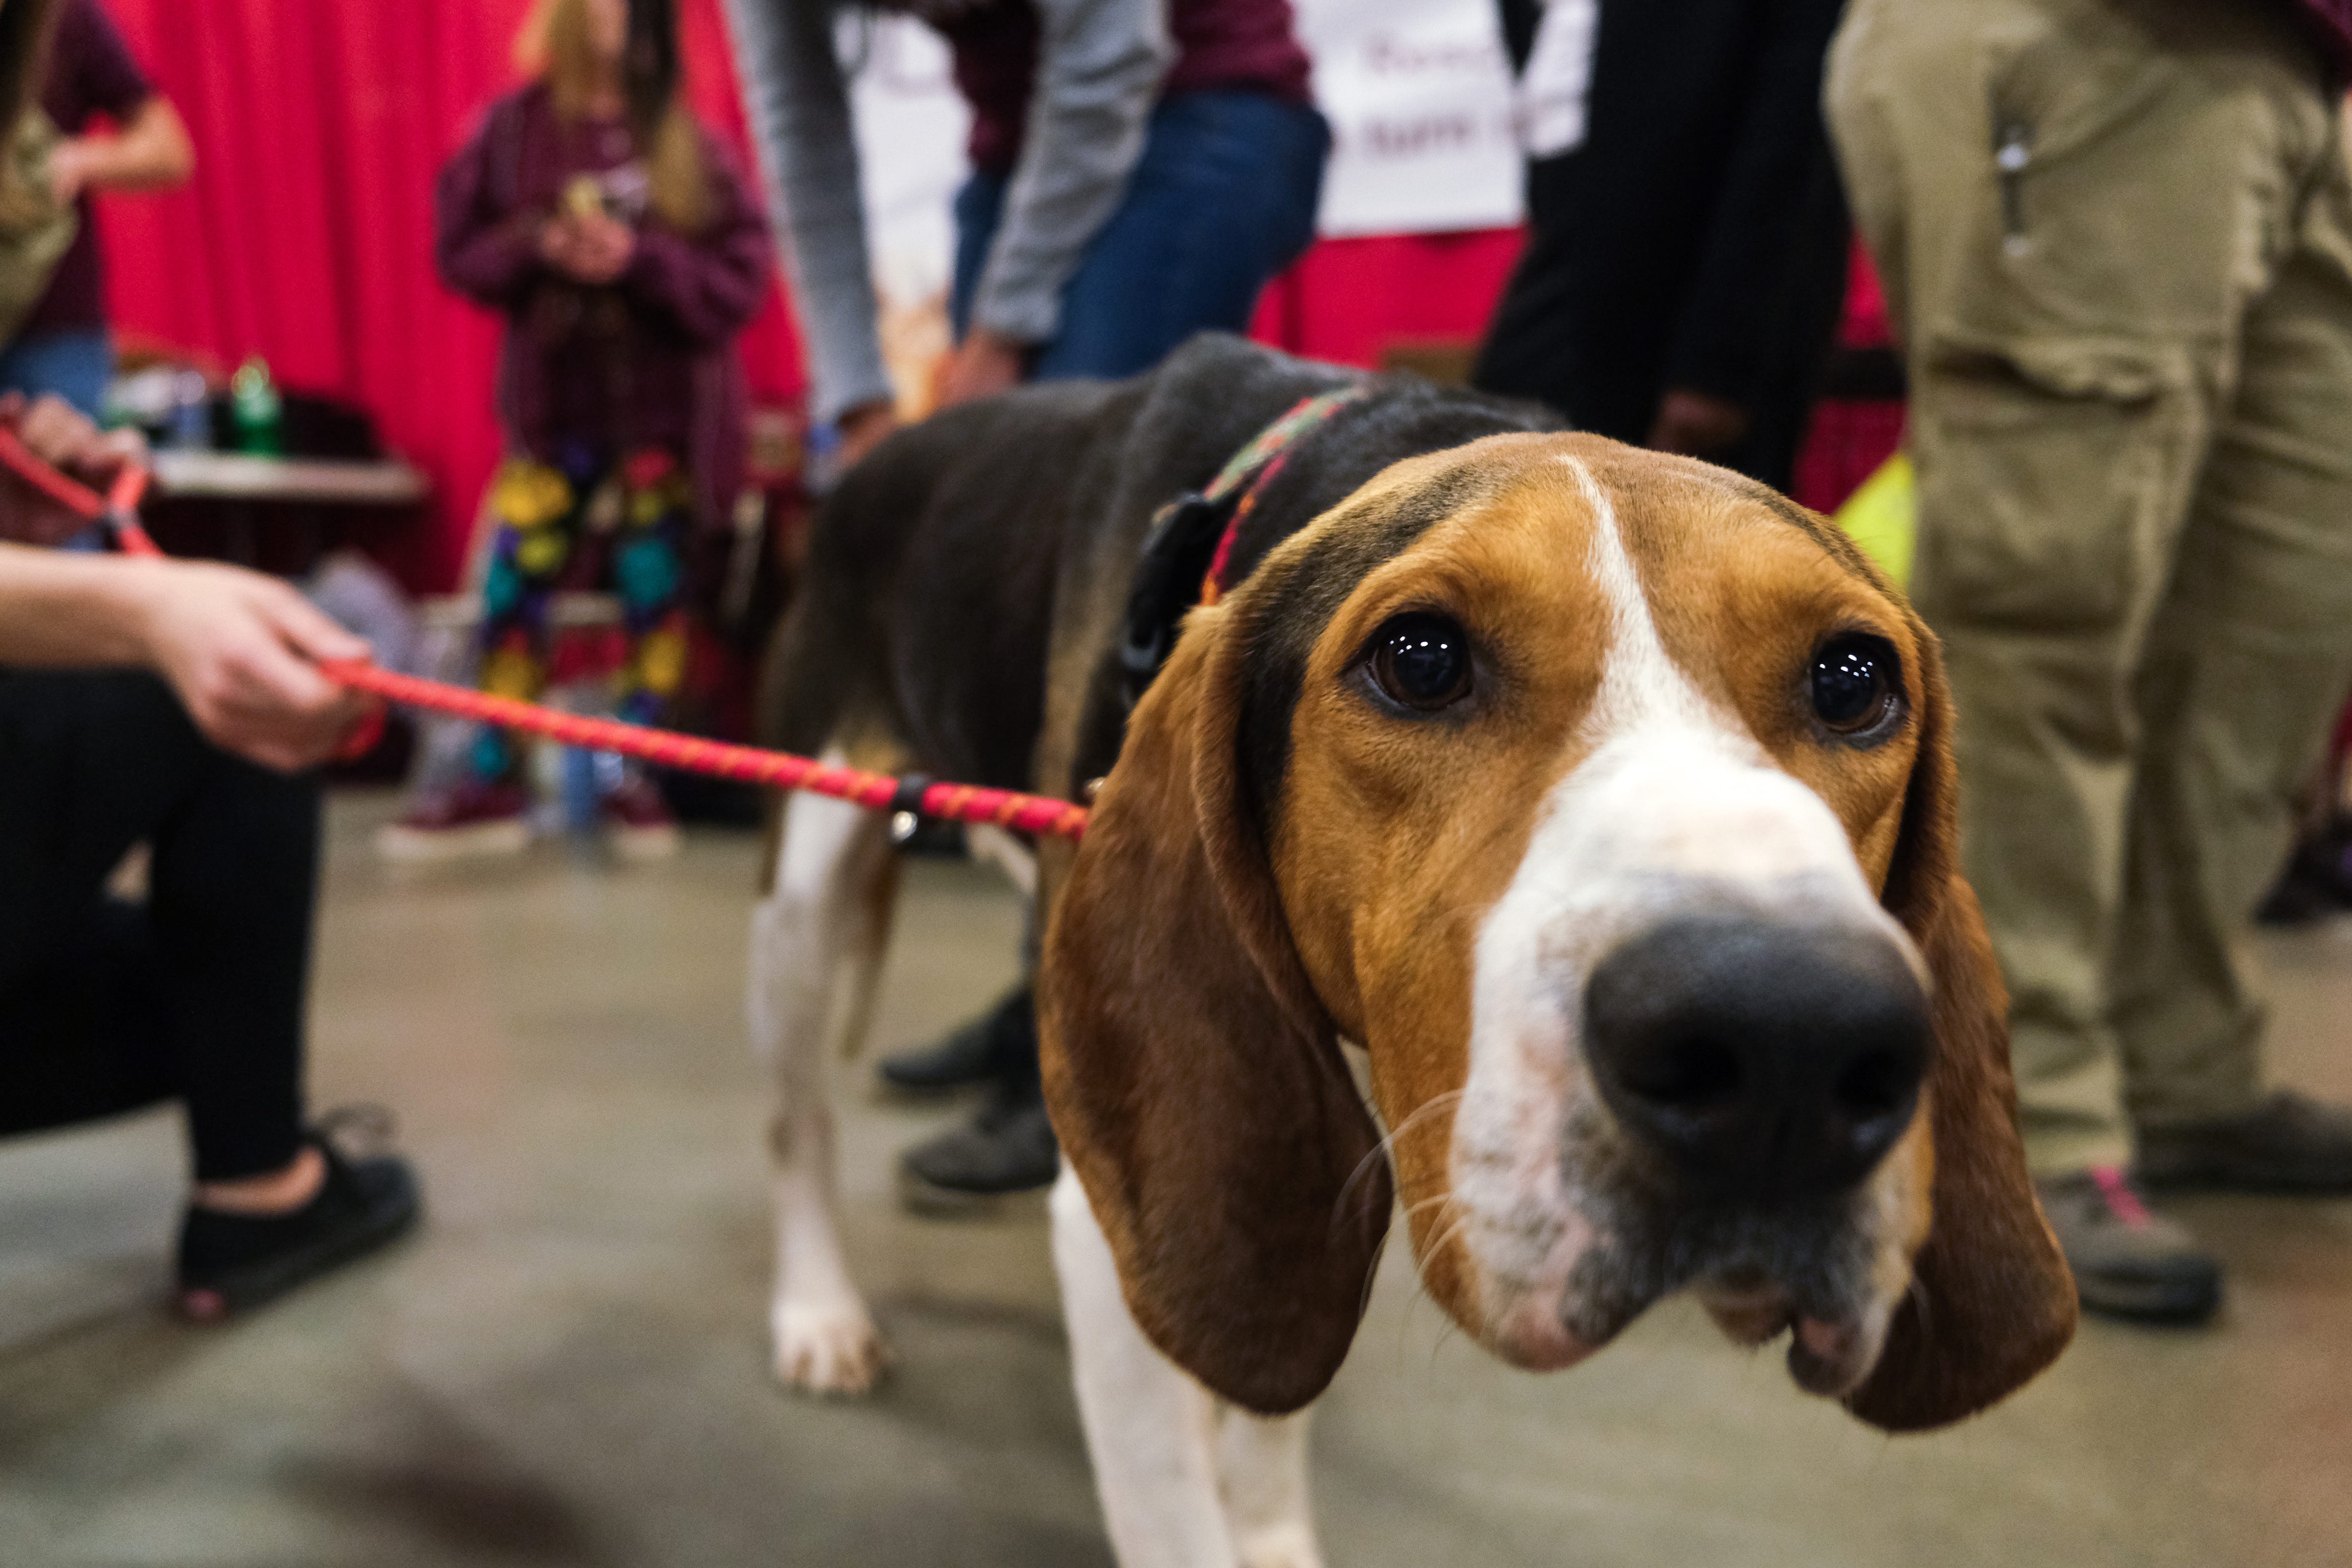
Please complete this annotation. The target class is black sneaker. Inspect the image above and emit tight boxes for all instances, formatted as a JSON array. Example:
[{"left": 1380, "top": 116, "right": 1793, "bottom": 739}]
[
  {"left": 2035, "top": 1166, "right": 2220, "bottom": 1326},
  {"left": 176, "top": 1111, "right": 421, "bottom": 1320},
  {"left": 897, "top": 1082, "right": 1059, "bottom": 1215},
  {"left": 2254, "top": 825, "right": 2352, "bottom": 927},
  {"left": 877, "top": 985, "right": 1035, "bottom": 1097},
  {"left": 2137, "top": 1091, "right": 2352, "bottom": 1195}
]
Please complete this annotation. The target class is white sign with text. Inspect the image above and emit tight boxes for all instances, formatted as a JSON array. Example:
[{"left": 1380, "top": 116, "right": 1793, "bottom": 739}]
[
  {"left": 843, "top": 13, "right": 971, "bottom": 307},
  {"left": 1296, "top": 0, "right": 1523, "bottom": 237}
]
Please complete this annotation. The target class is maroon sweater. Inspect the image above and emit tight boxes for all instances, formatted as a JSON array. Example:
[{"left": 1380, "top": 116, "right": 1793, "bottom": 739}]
[
  {"left": 435, "top": 85, "right": 771, "bottom": 530},
  {"left": 920, "top": 0, "right": 1312, "bottom": 174}
]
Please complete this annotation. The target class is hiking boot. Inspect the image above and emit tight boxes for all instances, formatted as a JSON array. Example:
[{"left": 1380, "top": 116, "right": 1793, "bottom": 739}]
[
  {"left": 601, "top": 774, "right": 681, "bottom": 860},
  {"left": 898, "top": 1081, "right": 1058, "bottom": 1215},
  {"left": 877, "top": 986, "right": 1033, "bottom": 1097},
  {"left": 2254, "top": 832, "right": 2352, "bottom": 927},
  {"left": 2255, "top": 872, "right": 2339, "bottom": 927},
  {"left": 376, "top": 778, "right": 531, "bottom": 862},
  {"left": 2036, "top": 1166, "right": 2220, "bottom": 1326},
  {"left": 176, "top": 1111, "right": 422, "bottom": 1320},
  {"left": 2137, "top": 1091, "right": 2352, "bottom": 1195}
]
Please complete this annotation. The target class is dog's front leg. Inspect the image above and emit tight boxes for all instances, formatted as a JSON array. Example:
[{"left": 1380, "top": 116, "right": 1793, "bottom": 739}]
[
  {"left": 1053, "top": 1166, "right": 1253, "bottom": 1568},
  {"left": 751, "top": 783, "right": 893, "bottom": 1395},
  {"left": 1214, "top": 1406, "right": 1323, "bottom": 1568}
]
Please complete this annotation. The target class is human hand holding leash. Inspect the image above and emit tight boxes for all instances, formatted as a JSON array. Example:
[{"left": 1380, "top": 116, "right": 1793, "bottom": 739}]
[
  {"left": 129, "top": 558, "right": 380, "bottom": 772},
  {"left": 0, "top": 392, "right": 146, "bottom": 546},
  {"left": 0, "top": 543, "right": 379, "bottom": 774}
]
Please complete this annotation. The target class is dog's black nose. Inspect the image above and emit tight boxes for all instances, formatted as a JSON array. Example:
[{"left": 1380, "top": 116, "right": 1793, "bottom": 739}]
[{"left": 1582, "top": 914, "right": 1930, "bottom": 1200}]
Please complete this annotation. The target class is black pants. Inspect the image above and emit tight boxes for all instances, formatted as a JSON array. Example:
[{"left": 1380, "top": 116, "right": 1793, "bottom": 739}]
[{"left": 0, "top": 669, "right": 321, "bottom": 1181}]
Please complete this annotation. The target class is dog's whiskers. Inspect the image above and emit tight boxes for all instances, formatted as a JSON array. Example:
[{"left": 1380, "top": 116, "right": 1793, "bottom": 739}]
[
  {"left": 1902, "top": 1269, "right": 1934, "bottom": 1346},
  {"left": 1333, "top": 1089, "right": 1466, "bottom": 1240},
  {"left": 1419, "top": 1201, "right": 1478, "bottom": 1281}
]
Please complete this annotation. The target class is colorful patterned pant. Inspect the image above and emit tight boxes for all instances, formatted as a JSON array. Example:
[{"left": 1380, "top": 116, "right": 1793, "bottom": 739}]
[{"left": 468, "top": 445, "right": 692, "bottom": 782}]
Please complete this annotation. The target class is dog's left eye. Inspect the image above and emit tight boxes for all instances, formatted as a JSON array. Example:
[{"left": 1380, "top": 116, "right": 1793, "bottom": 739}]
[
  {"left": 1810, "top": 634, "right": 1901, "bottom": 736},
  {"left": 1368, "top": 612, "right": 1473, "bottom": 712}
]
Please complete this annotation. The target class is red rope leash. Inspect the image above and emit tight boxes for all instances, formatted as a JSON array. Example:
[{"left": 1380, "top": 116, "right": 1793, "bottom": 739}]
[
  {"left": 16, "top": 436, "right": 1088, "bottom": 841},
  {"left": 0, "top": 423, "right": 147, "bottom": 521},
  {"left": 313, "top": 662, "right": 1089, "bottom": 840}
]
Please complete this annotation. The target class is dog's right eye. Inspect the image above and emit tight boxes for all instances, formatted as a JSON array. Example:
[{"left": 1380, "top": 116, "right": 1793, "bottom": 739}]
[
  {"left": 1810, "top": 633, "right": 1903, "bottom": 738},
  {"left": 1368, "top": 613, "right": 1473, "bottom": 712}
]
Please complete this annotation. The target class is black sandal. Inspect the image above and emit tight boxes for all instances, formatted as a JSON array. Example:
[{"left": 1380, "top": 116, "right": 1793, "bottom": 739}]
[{"left": 175, "top": 1107, "right": 422, "bottom": 1320}]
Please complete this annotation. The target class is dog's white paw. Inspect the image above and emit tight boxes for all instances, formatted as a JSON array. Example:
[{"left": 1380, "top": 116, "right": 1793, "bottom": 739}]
[
  {"left": 771, "top": 1298, "right": 889, "bottom": 1397},
  {"left": 1234, "top": 1525, "right": 1324, "bottom": 1568}
]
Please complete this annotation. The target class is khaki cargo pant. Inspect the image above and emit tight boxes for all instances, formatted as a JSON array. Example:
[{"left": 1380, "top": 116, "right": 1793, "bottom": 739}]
[{"left": 1827, "top": 0, "right": 2352, "bottom": 1173}]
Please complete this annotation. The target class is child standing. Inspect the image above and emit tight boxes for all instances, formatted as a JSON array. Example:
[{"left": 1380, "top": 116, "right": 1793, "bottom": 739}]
[{"left": 382, "top": 0, "right": 769, "bottom": 860}]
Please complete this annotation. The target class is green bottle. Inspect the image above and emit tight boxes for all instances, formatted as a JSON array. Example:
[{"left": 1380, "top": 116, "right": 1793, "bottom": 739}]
[{"left": 229, "top": 356, "right": 283, "bottom": 455}]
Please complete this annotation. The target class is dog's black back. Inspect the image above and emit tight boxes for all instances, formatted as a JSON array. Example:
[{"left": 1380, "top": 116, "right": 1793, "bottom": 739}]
[{"left": 758, "top": 333, "right": 1560, "bottom": 802}]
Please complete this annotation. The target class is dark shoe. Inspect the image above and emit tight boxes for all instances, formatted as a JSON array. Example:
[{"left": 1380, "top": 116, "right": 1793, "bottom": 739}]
[
  {"left": 2137, "top": 1090, "right": 2352, "bottom": 1195},
  {"left": 2255, "top": 827, "right": 2352, "bottom": 927},
  {"left": 376, "top": 778, "right": 531, "bottom": 862},
  {"left": 878, "top": 986, "right": 1035, "bottom": 1097},
  {"left": 2255, "top": 875, "right": 2337, "bottom": 927},
  {"left": 2036, "top": 1167, "right": 2220, "bottom": 1325},
  {"left": 898, "top": 1083, "right": 1058, "bottom": 1214},
  {"left": 176, "top": 1112, "right": 422, "bottom": 1320}
]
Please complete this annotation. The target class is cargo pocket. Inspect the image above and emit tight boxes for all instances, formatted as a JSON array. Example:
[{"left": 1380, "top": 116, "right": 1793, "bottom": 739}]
[
  {"left": 1939, "top": 14, "right": 2232, "bottom": 347},
  {"left": 1909, "top": 337, "right": 2198, "bottom": 632}
]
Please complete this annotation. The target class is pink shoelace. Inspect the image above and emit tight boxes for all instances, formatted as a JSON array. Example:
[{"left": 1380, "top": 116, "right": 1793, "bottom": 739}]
[{"left": 2090, "top": 1163, "right": 2153, "bottom": 1228}]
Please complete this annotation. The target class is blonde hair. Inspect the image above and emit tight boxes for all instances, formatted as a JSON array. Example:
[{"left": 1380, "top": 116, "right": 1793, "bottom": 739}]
[{"left": 531, "top": 0, "right": 712, "bottom": 235}]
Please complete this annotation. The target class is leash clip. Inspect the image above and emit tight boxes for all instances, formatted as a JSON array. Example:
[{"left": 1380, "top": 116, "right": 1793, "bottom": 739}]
[
  {"left": 1119, "top": 491, "right": 1235, "bottom": 712},
  {"left": 888, "top": 773, "right": 934, "bottom": 844}
]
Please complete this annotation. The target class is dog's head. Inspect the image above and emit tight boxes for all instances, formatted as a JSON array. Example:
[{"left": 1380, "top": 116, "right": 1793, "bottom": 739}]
[{"left": 1040, "top": 433, "right": 2075, "bottom": 1429}]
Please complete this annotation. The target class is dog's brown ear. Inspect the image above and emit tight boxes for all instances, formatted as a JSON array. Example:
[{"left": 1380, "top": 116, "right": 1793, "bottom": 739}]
[
  {"left": 1844, "top": 630, "right": 2077, "bottom": 1432},
  {"left": 1041, "top": 598, "right": 1391, "bottom": 1417}
]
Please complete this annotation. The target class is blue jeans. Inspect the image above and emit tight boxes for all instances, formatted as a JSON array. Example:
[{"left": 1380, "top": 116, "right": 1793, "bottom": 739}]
[
  {"left": 0, "top": 328, "right": 113, "bottom": 419},
  {"left": 951, "top": 91, "right": 1329, "bottom": 380}
]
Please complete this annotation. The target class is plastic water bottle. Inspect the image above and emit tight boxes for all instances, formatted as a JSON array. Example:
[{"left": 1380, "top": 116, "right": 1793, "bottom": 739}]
[
  {"left": 167, "top": 371, "right": 210, "bottom": 450},
  {"left": 230, "top": 356, "right": 283, "bottom": 455}
]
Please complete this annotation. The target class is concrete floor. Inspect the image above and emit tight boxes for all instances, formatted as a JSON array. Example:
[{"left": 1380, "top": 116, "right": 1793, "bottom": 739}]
[{"left": 5, "top": 792, "right": 2352, "bottom": 1567}]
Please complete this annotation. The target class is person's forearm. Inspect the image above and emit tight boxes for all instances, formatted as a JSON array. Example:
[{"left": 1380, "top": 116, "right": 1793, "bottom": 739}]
[
  {"left": 70, "top": 96, "right": 194, "bottom": 192},
  {"left": 970, "top": 0, "right": 1170, "bottom": 347},
  {"left": 0, "top": 543, "right": 160, "bottom": 666},
  {"left": 723, "top": 0, "right": 894, "bottom": 426}
]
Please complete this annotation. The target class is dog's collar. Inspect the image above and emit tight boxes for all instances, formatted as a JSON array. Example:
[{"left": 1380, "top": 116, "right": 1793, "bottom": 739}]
[
  {"left": 1194, "top": 382, "right": 1375, "bottom": 604},
  {"left": 1118, "top": 382, "right": 1375, "bottom": 710}
]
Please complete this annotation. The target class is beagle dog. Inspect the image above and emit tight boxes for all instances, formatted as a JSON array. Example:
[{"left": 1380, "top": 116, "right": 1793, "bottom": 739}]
[{"left": 748, "top": 334, "right": 2075, "bottom": 1565}]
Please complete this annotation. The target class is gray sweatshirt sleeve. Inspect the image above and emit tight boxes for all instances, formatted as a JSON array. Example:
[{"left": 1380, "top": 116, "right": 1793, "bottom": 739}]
[
  {"left": 970, "top": 0, "right": 1172, "bottom": 346},
  {"left": 722, "top": 0, "right": 894, "bottom": 426}
]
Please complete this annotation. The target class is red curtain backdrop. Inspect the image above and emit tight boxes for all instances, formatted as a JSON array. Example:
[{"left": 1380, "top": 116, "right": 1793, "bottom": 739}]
[
  {"left": 97, "top": 0, "right": 803, "bottom": 592},
  {"left": 1249, "top": 228, "right": 1523, "bottom": 371}
]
